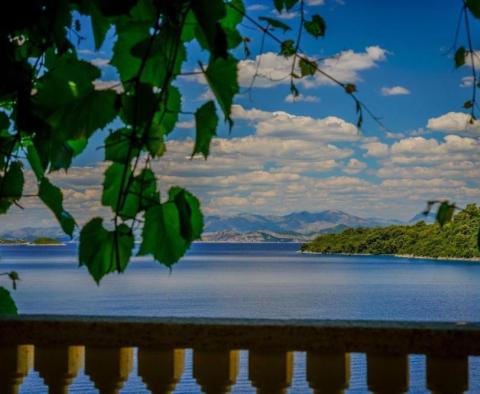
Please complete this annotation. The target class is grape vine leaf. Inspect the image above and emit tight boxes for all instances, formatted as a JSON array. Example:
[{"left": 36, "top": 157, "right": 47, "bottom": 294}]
[
  {"left": 204, "top": 55, "right": 239, "bottom": 129},
  {"left": 192, "top": 101, "right": 218, "bottom": 158},
  {"left": 39, "top": 178, "right": 76, "bottom": 237},
  {"left": 0, "top": 287, "right": 17, "bottom": 315},
  {"left": 79, "top": 218, "right": 134, "bottom": 284}
]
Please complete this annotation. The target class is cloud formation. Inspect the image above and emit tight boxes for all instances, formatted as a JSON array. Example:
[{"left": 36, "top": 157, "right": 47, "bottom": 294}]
[
  {"left": 236, "top": 46, "right": 387, "bottom": 89},
  {"left": 427, "top": 112, "right": 480, "bottom": 134},
  {"left": 381, "top": 86, "right": 410, "bottom": 96}
]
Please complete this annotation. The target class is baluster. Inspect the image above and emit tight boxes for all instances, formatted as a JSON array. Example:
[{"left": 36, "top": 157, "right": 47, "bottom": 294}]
[
  {"left": 426, "top": 355, "right": 468, "bottom": 394},
  {"left": 35, "top": 345, "right": 84, "bottom": 394},
  {"left": 193, "top": 349, "right": 239, "bottom": 394},
  {"left": 138, "top": 347, "right": 184, "bottom": 394},
  {"left": 306, "top": 352, "right": 350, "bottom": 394},
  {"left": 367, "top": 353, "right": 408, "bottom": 394},
  {"left": 248, "top": 350, "right": 293, "bottom": 394},
  {"left": 0, "top": 345, "right": 33, "bottom": 394},
  {"left": 85, "top": 347, "right": 133, "bottom": 394}
]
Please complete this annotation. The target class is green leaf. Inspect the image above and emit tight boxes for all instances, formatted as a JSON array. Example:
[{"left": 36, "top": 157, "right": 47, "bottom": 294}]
[
  {"left": 466, "top": 0, "right": 480, "bottom": 19},
  {"left": 26, "top": 144, "right": 45, "bottom": 179},
  {"left": 138, "top": 203, "right": 188, "bottom": 267},
  {"left": 0, "top": 112, "right": 9, "bottom": 130},
  {"left": 0, "top": 161, "right": 24, "bottom": 214},
  {"left": 131, "top": 28, "right": 186, "bottom": 85},
  {"left": 111, "top": 22, "right": 150, "bottom": 82},
  {"left": 35, "top": 54, "right": 100, "bottom": 111},
  {"left": 39, "top": 178, "right": 75, "bottom": 237},
  {"left": 96, "top": 0, "right": 137, "bottom": 17},
  {"left": 274, "top": 0, "right": 284, "bottom": 12},
  {"left": 304, "top": 15, "right": 326, "bottom": 38},
  {"left": 136, "top": 168, "right": 160, "bottom": 211},
  {"left": 101, "top": 162, "right": 131, "bottom": 211},
  {"left": 455, "top": 47, "right": 466, "bottom": 68},
  {"left": 279, "top": 40, "right": 296, "bottom": 57},
  {"left": 436, "top": 201, "right": 455, "bottom": 227},
  {"left": 299, "top": 58, "right": 317, "bottom": 77},
  {"left": 0, "top": 287, "right": 17, "bottom": 315},
  {"left": 79, "top": 218, "right": 134, "bottom": 283},
  {"left": 120, "top": 83, "right": 157, "bottom": 127},
  {"left": 169, "top": 187, "right": 204, "bottom": 242},
  {"left": 146, "top": 123, "right": 166, "bottom": 157},
  {"left": 48, "top": 90, "right": 117, "bottom": 140},
  {"left": 221, "top": 0, "right": 245, "bottom": 49},
  {"left": 204, "top": 55, "right": 239, "bottom": 129},
  {"left": 90, "top": 3, "right": 111, "bottom": 50},
  {"left": 285, "top": 0, "right": 299, "bottom": 10},
  {"left": 191, "top": 0, "right": 228, "bottom": 58},
  {"left": 192, "top": 101, "right": 218, "bottom": 158},
  {"left": 258, "top": 17, "right": 291, "bottom": 32},
  {"left": 156, "top": 85, "right": 181, "bottom": 136},
  {"left": 105, "top": 129, "right": 138, "bottom": 163}
]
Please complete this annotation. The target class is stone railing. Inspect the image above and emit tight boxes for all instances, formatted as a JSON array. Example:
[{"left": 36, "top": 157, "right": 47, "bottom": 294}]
[{"left": 0, "top": 315, "right": 479, "bottom": 393}]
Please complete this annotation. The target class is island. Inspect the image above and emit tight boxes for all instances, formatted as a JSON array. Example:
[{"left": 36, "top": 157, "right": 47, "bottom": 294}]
[
  {"left": 28, "top": 237, "right": 64, "bottom": 246},
  {"left": 301, "top": 204, "right": 480, "bottom": 260},
  {"left": 0, "top": 239, "right": 27, "bottom": 245}
]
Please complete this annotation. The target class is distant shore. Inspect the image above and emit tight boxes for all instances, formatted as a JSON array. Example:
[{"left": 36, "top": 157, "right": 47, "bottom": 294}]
[{"left": 300, "top": 250, "right": 480, "bottom": 262}]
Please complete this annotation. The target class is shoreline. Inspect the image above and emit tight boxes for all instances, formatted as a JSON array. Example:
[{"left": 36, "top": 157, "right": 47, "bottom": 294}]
[{"left": 300, "top": 250, "right": 480, "bottom": 262}]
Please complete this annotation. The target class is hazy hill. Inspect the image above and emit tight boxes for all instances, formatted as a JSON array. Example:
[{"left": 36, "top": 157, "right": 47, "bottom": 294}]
[
  {"left": 2, "top": 210, "right": 402, "bottom": 243},
  {"left": 204, "top": 210, "right": 402, "bottom": 235}
]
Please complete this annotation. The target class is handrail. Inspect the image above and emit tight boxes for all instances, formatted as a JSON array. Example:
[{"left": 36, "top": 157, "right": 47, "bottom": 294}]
[{"left": 0, "top": 315, "right": 479, "bottom": 356}]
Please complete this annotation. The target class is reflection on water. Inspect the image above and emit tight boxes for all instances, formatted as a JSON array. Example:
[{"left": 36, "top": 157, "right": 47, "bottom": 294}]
[{"left": 1, "top": 242, "right": 480, "bottom": 392}]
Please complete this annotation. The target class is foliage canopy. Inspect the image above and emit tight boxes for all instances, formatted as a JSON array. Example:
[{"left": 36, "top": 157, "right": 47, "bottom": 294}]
[
  {"left": 0, "top": 0, "right": 336, "bottom": 311},
  {"left": 302, "top": 204, "right": 480, "bottom": 259}
]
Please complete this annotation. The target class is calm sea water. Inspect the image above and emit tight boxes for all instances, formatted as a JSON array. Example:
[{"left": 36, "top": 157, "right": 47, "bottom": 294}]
[{"left": 2, "top": 242, "right": 480, "bottom": 393}]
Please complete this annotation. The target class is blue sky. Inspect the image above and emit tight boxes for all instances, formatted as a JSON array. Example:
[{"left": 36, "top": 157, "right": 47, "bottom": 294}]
[{"left": 5, "top": 0, "right": 480, "bottom": 231}]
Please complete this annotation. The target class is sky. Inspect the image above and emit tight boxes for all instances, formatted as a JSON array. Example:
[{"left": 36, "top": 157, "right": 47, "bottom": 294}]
[{"left": 5, "top": 0, "right": 480, "bottom": 231}]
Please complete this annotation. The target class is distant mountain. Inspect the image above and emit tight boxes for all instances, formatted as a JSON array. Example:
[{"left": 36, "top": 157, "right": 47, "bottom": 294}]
[
  {"left": 202, "top": 224, "right": 353, "bottom": 243},
  {"left": 2, "top": 210, "right": 403, "bottom": 244},
  {"left": 0, "top": 227, "right": 70, "bottom": 242},
  {"left": 204, "top": 210, "right": 402, "bottom": 236},
  {"left": 202, "top": 230, "right": 312, "bottom": 243}
]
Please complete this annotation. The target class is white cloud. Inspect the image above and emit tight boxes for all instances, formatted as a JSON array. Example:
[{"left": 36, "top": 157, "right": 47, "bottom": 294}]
[
  {"left": 343, "top": 158, "right": 367, "bottom": 174},
  {"left": 306, "top": 0, "right": 325, "bottom": 5},
  {"left": 361, "top": 141, "right": 389, "bottom": 157},
  {"left": 460, "top": 76, "right": 474, "bottom": 88},
  {"left": 285, "top": 93, "right": 320, "bottom": 103},
  {"left": 272, "top": 10, "right": 299, "bottom": 19},
  {"left": 232, "top": 105, "right": 359, "bottom": 142},
  {"left": 389, "top": 135, "right": 479, "bottom": 164},
  {"left": 381, "top": 86, "right": 410, "bottom": 96},
  {"left": 176, "top": 121, "right": 194, "bottom": 129},
  {"left": 237, "top": 46, "right": 387, "bottom": 89},
  {"left": 93, "top": 80, "right": 123, "bottom": 93},
  {"left": 89, "top": 58, "right": 110, "bottom": 68},
  {"left": 247, "top": 4, "right": 268, "bottom": 11},
  {"left": 427, "top": 112, "right": 480, "bottom": 134}
]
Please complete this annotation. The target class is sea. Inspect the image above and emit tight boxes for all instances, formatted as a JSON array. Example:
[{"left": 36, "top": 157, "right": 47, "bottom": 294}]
[{"left": 1, "top": 242, "right": 480, "bottom": 393}]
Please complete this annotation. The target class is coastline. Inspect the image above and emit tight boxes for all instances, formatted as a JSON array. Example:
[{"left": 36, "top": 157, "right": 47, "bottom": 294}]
[{"left": 300, "top": 250, "right": 480, "bottom": 262}]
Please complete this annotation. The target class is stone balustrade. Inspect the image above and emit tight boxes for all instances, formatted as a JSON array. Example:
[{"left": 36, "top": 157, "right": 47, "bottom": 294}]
[{"left": 0, "top": 315, "right": 479, "bottom": 393}]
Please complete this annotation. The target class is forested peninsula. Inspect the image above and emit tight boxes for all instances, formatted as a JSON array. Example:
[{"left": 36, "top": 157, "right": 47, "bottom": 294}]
[{"left": 301, "top": 204, "right": 480, "bottom": 259}]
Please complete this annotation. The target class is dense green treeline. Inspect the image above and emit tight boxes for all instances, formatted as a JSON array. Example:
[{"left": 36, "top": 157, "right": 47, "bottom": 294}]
[{"left": 301, "top": 204, "right": 480, "bottom": 259}]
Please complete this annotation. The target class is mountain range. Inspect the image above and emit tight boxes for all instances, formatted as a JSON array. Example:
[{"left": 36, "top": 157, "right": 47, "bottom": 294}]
[
  {"left": 202, "top": 210, "right": 404, "bottom": 242},
  {"left": 1, "top": 210, "right": 427, "bottom": 243}
]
